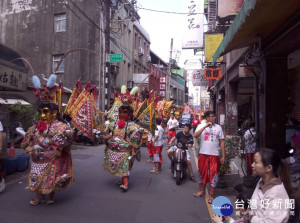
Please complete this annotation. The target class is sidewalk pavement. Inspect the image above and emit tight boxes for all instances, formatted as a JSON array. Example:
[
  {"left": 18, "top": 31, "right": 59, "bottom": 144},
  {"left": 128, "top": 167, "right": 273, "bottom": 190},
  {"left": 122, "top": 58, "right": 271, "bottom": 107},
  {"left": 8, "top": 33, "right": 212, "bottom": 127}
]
[{"left": 192, "top": 147, "right": 255, "bottom": 221}]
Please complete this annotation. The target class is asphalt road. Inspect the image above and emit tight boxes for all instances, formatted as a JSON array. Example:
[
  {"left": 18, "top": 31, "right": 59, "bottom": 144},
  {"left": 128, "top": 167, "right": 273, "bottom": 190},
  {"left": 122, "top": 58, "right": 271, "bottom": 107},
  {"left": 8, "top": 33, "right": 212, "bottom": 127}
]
[{"left": 0, "top": 140, "right": 211, "bottom": 223}]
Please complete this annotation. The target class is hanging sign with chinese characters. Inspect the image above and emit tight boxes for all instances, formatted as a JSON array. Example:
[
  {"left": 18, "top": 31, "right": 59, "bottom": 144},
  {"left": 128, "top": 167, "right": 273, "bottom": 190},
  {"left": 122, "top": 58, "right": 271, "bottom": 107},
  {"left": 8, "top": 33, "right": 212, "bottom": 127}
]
[
  {"left": 0, "top": 64, "right": 28, "bottom": 91},
  {"left": 160, "top": 77, "right": 165, "bottom": 83},
  {"left": 182, "top": 0, "right": 204, "bottom": 49},
  {"left": 204, "top": 69, "right": 221, "bottom": 80},
  {"left": 191, "top": 69, "right": 208, "bottom": 86},
  {"left": 160, "top": 84, "right": 166, "bottom": 90}
]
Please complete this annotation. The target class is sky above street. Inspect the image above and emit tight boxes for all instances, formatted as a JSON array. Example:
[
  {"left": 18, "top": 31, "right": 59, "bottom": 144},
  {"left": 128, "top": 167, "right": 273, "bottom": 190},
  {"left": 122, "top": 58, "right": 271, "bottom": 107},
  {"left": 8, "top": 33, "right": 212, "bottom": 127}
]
[{"left": 136, "top": 0, "right": 199, "bottom": 67}]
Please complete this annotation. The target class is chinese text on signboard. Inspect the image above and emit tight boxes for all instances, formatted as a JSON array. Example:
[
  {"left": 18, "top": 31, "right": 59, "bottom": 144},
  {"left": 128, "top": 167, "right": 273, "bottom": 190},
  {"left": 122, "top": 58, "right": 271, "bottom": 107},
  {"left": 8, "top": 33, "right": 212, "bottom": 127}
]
[
  {"left": 0, "top": 64, "right": 27, "bottom": 91},
  {"left": 204, "top": 69, "right": 221, "bottom": 80},
  {"left": 182, "top": 0, "right": 204, "bottom": 49}
]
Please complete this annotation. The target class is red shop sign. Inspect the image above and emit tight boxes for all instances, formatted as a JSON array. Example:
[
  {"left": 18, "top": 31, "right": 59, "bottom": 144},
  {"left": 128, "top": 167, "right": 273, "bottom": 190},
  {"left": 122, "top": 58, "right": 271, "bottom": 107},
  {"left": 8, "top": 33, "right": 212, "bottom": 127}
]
[{"left": 204, "top": 69, "right": 221, "bottom": 80}]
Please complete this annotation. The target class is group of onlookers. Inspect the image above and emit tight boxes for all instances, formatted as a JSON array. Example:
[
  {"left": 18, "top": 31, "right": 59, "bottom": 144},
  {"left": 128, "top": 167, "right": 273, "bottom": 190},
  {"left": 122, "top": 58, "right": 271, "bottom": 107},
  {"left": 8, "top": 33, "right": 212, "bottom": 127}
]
[{"left": 146, "top": 110, "right": 300, "bottom": 222}]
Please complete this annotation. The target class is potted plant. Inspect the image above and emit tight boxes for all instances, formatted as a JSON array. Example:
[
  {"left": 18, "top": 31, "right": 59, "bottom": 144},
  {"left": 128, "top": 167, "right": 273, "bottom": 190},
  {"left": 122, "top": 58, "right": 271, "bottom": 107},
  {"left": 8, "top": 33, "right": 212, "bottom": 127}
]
[{"left": 217, "top": 136, "right": 240, "bottom": 188}]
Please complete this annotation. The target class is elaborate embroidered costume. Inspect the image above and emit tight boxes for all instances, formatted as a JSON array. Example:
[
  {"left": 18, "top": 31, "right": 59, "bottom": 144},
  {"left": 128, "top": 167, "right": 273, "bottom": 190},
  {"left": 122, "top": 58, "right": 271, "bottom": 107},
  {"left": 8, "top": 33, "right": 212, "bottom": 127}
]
[
  {"left": 22, "top": 120, "right": 73, "bottom": 193},
  {"left": 21, "top": 74, "right": 74, "bottom": 205},
  {"left": 103, "top": 85, "right": 146, "bottom": 191},
  {"left": 103, "top": 120, "right": 143, "bottom": 177}
]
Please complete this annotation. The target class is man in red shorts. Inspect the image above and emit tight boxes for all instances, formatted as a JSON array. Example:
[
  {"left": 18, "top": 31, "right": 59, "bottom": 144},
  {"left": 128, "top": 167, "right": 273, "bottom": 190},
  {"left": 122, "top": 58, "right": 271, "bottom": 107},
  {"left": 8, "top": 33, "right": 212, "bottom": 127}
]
[{"left": 193, "top": 111, "right": 225, "bottom": 204}]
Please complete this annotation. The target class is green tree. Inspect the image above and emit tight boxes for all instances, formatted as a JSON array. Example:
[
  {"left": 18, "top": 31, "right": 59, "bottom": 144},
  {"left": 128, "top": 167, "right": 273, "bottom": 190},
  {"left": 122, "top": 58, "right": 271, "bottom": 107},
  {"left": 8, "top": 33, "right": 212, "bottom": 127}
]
[{"left": 9, "top": 103, "right": 38, "bottom": 131}]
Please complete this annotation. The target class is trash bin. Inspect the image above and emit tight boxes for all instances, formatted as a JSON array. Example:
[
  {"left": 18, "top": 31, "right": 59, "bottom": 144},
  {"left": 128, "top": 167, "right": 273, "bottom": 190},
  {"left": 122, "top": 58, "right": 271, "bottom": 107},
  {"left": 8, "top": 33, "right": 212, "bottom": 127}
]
[
  {"left": 5, "top": 157, "right": 18, "bottom": 175},
  {"left": 16, "top": 154, "right": 29, "bottom": 172}
]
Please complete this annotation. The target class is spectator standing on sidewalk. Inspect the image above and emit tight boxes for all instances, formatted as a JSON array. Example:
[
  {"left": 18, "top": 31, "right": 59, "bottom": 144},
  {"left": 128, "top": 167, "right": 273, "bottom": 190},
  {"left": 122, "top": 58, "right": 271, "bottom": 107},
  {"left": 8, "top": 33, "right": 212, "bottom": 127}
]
[
  {"left": 166, "top": 112, "right": 179, "bottom": 148},
  {"left": 193, "top": 111, "right": 225, "bottom": 204},
  {"left": 146, "top": 130, "right": 154, "bottom": 163},
  {"left": 243, "top": 121, "right": 256, "bottom": 175},
  {"left": 151, "top": 118, "right": 164, "bottom": 173},
  {"left": 192, "top": 115, "right": 200, "bottom": 133},
  {"left": 242, "top": 148, "right": 292, "bottom": 223},
  {"left": 0, "top": 120, "right": 5, "bottom": 193}
]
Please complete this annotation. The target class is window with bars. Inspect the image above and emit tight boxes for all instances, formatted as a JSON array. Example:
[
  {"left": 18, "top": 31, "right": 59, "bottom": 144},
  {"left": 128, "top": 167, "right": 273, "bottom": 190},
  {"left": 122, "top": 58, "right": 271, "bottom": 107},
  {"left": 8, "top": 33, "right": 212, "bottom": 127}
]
[
  {"left": 54, "top": 14, "right": 66, "bottom": 32},
  {"left": 53, "top": 55, "right": 64, "bottom": 73}
]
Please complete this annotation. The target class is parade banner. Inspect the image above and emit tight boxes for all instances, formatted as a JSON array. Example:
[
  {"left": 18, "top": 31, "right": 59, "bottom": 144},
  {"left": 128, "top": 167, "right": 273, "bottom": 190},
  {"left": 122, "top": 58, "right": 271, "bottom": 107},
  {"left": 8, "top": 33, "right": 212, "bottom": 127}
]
[
  {"left": 182, "top": 0, "right": 204, "bottom": 49},
  {"left": 205, "top": 34, "right": 223, "bottom": 63},
  {"left": 134, "top": 99, "right": 148, "bottom": 119},
  {"left": 156, "top": 100, "right": 166, "bottom": 116},
  {"left": 107, "top": 98, "right": 122, "bottom": 122},
  {"left": 136, "top": 102, "right": 156, "bottom": 135},
  {"left": 71, "top": 93, "right": 93, "bottom": 139},
  {"left": 163, "top": 101, "right": 174, "bottom": 117}
]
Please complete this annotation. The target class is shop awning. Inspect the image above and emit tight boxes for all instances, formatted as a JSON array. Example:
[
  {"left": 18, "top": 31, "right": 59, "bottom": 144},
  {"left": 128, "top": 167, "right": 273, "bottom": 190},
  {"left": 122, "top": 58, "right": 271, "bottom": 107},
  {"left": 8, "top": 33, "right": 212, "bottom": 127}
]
[
  {"left": 0, "top": 98, "right": 29, "bottom": 105},
  {"left": 212, "top": 0, "right": 300, "bottom": 64}
]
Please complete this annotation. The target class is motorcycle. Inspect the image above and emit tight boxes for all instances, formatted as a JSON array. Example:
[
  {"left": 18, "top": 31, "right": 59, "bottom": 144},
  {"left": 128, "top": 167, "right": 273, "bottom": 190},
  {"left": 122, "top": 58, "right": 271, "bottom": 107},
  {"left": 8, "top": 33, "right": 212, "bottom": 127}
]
[
  {"left": 93, "top": 129, "right": 104, "bottom": 145},
  {"left": 170, "top": 142, "right": 191, "bottom": 185},
  {"left": 73, "top": 128, "right": 102, "bottom": 146}
]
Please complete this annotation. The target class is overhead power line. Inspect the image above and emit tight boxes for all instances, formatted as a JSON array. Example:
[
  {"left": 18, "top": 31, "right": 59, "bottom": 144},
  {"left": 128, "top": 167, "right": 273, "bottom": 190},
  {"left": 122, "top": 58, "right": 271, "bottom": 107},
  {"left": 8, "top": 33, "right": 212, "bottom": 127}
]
[{"left": 137, "top": 7, "right": 206, "bottom": 15}]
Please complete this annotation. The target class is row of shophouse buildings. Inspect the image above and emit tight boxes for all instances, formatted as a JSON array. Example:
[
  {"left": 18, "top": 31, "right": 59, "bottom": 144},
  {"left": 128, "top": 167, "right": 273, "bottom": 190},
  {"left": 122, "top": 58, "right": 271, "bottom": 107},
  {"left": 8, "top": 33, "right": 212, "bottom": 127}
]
[
  {"left": 1, "top": 0, "right": 300, "bottom": 159},
  {"left": 205, "top": 0, "right": 300, "bottom": 157},
  {"left": 0, "top": 0, "right": 188, "bottom": 132}
]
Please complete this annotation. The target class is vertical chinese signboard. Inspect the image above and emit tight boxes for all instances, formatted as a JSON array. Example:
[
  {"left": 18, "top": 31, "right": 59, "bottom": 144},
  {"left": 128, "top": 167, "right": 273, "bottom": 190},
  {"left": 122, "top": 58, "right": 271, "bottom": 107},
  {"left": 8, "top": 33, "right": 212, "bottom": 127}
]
[
  {"left": 205, "top": 34, "right": 223, "bottom": 63},
  {"left": 182, "top": 0, "right": 204, "bottom": 49},
  {"left": 160, "top": 76, "right": 166, "bottom": 98}
]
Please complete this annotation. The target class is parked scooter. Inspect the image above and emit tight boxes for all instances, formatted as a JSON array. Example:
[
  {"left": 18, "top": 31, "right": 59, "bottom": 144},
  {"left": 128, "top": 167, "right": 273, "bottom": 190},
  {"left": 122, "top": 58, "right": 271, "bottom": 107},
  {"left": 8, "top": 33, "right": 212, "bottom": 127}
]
[
  {"left": 73, "top": 128, "right": 103, "bottom": 146},
  {"left": 8, "top": 124, "right": 26, "bottom": 147},
  {"left": 170, "top": 141, "right": 192, "bottom": 185}
]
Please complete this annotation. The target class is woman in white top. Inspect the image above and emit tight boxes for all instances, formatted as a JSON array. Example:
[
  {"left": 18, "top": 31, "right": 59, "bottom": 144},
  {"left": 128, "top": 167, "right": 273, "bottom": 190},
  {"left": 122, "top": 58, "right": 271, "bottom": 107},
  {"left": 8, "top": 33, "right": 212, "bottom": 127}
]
[{"left": 244, "top": 148, "right": 292, "bottom": 223}]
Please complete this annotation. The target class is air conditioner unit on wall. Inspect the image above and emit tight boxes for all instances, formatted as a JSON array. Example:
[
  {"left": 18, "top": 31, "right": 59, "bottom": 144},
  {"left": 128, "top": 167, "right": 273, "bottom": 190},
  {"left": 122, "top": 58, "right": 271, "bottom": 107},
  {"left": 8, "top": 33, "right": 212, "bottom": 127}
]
[
  {"left": 138, "top": 47, "right": 144, "bottom": 56},
  {"left": 146, "top": 55, "right": 151, "bottom": 62}
]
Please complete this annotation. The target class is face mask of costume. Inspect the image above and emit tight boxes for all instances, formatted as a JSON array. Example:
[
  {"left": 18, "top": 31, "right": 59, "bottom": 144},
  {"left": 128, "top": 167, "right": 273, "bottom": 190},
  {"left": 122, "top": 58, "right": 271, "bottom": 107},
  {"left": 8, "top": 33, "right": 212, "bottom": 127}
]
[
  {"left": 38, "top": 107, "right": 52, "bottom": 124},
  {"left": 119, "top": 108, "right": 130, "bottom": 121}
]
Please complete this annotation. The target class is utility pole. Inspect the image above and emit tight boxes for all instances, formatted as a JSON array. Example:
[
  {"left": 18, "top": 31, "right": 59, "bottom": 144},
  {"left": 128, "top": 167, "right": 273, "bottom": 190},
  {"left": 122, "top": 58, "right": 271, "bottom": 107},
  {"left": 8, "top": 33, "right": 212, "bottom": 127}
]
[
  {"left": 104, "top": 0, "right": 111, "bottom": 111},
  {"left": 167, "top": 38, "right": 173, "bottom": 100}
]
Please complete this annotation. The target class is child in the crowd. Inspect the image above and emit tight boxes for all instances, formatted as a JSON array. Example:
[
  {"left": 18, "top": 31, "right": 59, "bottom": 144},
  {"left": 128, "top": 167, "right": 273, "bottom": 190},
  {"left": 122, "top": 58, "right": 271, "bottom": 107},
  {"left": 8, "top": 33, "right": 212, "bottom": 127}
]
[
  {"left": 146, "top": 130, "right": 154, "bottom": 163},
  {"left": 151, "top": 118, "right": 164, "bottom": 173}
]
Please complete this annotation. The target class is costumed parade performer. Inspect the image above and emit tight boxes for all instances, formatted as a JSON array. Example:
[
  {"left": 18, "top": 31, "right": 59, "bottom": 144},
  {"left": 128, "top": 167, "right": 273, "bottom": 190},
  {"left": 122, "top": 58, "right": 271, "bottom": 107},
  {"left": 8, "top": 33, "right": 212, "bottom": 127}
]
[
  {"left": 21, "top": 75, "right": 74, "bottom": 205},
  {"left": 102, "top": 85, "right": 144, "bottom": 192}
]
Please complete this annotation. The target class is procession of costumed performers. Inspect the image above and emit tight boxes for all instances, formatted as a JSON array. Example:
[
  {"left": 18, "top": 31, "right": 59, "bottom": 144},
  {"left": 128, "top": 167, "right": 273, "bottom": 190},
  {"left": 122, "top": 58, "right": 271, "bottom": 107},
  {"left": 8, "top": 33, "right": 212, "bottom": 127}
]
[
  {"left": 22, "top": 72, "right": 183, "bottom": 202},
  {"left": 21, "top": 74, "right": 74, "bottom": 205}
]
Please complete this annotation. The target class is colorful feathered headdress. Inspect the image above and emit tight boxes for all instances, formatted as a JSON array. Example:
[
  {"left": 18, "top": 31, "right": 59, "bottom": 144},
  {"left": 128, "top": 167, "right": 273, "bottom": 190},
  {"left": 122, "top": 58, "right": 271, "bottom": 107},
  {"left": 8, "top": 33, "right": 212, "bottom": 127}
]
[
  {"left": 32, "top": 74, "right": 60, "bottom": 104},
  {"left": 119, "top": 85, "right": 139, "bottom": 106}
]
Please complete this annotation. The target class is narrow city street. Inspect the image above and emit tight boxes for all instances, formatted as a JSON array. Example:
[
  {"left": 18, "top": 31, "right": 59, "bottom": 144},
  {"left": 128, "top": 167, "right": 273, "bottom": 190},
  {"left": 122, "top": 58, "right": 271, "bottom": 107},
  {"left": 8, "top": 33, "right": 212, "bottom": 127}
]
[{"left": 0, "top": 140, "right": 211, "bottom": 223}]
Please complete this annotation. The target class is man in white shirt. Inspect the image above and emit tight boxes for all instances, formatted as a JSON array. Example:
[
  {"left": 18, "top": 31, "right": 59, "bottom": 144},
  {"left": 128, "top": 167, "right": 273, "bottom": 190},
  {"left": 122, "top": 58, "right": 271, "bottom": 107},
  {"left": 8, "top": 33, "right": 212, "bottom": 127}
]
[
  {"left": 151, "top": 118, "right": 164, "bottom": 173},
  {"left": 193, "top": 111, "right": 225, "bottom": 204},
  {"left": 166, "top": 112, "right": 179, "bottom": 148}
]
